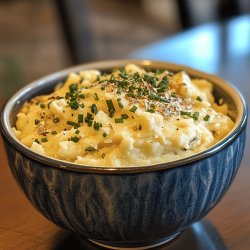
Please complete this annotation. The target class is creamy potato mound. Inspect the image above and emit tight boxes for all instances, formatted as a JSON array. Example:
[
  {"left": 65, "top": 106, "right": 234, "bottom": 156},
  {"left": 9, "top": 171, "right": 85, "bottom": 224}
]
[{"left": 13, "top": 64, "right": 234, "bottom": 167}]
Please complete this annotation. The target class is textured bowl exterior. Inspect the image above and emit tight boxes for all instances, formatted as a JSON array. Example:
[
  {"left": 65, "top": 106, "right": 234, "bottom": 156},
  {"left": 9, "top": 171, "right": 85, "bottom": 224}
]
[{"left": 1, "top": 126, "right": 246, "bottom": 243}]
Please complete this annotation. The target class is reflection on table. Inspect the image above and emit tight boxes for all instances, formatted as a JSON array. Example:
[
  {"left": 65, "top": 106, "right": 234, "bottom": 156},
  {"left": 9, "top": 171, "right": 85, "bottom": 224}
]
[
  {"left": 50, "top": 219, "right": 227, "bottom": 250},
  {"left": 132, "top": 15, "right": 250, "bottom": 96}
]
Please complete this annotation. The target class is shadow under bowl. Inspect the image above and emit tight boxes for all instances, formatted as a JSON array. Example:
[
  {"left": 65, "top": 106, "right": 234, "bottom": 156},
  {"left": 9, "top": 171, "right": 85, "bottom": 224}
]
[{"left": 0, "top": 60, "right": 247, "bottom": 249}]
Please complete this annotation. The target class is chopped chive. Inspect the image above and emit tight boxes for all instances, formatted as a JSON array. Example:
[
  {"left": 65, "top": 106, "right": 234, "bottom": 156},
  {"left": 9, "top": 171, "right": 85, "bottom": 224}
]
[
  {"left": 115, "top": 117, "right": 123, "bottom": 123},
  {"left": 117, "top": 97, "right": 121, "bottom": 101},
  {"left": 56, "top": 96, "right": 64, "bottom": 100},
  {"left": 157, "top": 77, "right": 169, "bottom": 93},
  {"left": 75, "top": 129, "right": 80, "bottom": 134},
  {"left": 144, "top": 74, "right": 157, "bottom": 87},
  {"left": 121, "top": 114, "right": 129, "bottom": 119},
  {"left": 88, "top": 119, "right": 93, "bottom": 127},
  {"left": 180, "top": 111, "right": 191, "bottom": 116},
  {"left": 68, "top": 100, "right": 79, "bottom": 110},
  {"left": 204, "top": 114, "right": 210, "bottom": 121},
  {"left": 118, "top": 100, "right": 124, "bottom": 109},
  {"left": 79, "top": 94, "right": 85, "bottom": 99},
  {"left": 128, "top": 92, "right": 136, "bottom": 98},
  {"left": 85, "top": 146, "right": 97, "bottom": 151},
  {"left": 34, "top": 139, "right": 40, "bottom": 144},
  {"left": 106, "top": 100, "right": 115, "bottom": 117},
  {"left": 101, "top": 86, "right": 105, "bottom": 91},
  {"left": 40, "top": 103, "right": 46, "bottom": 109},
  {"left": 146, "top": 109, "right": 155, "bottom": 113},
  {"left": 137, "top": 88, "right": 143, "bottom": 96},
  {"left": 78, "top": 114, "right": 84, "bottom": 123},
  {"left": 67, "top": 121, "right": 80, "bottom": 128},
  {"left": 41, "top": 138, "right": 48, "bottom": 143},
  {"left": 91, "top": 104, "right": 98, "bottom": 115},
  {"left": 34, "top": 119, "right": 40, "bottom": 125},
  {"left": 196, "top": 96, "right": 203, "bottom": 102},
  {"left": 51, "top": 131, "right": 57, "bottom": 135},
  {"left": 69, "top": 83, "right": 78, "bottom": 92},
  {"left": 70, "top": 136, "right": 80, "bottom": 143},
  {"left": 94, "top": 93, "right": 99, "bottom": 101},
  {"left": 93, "top": 121, "right": 102, "bottom": 131},
  {"left": 148, "top": 94, "right": 170, "bottom": 103},
  {"left": 192, "top": 112, "right": 200, "bottom": 120},
  {"left": 129, "top": 105, "right": 137, "bottom": 113},
  {"left": 103, "top": 132, "right": 107, "bottom": 137},
  {"left": 139, "top": 124, "right": 142, "bottom": 130},
  {"left": 53, "top": 117, "right": 60, "bottom": 123},
  {"left": 80, "top": 103, "right": 85, "bottom": 108},
  {"left": 116, "top": 88, "right": 122, "bottom": 94},
  {"left": 85, "top": 113, "right": 93, "bottom": 123},
  {"left": 171, "top": 93, "right": 177, "bottom": 98}
]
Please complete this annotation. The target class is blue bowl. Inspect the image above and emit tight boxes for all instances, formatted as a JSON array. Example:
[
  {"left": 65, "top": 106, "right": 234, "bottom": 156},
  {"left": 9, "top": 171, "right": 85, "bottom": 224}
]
[{"left": 0, "top": 60, "right": 247, "bottom": 249}]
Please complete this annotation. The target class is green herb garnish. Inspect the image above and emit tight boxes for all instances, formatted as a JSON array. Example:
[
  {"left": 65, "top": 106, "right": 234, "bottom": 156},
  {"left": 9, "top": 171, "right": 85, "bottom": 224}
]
[
  {"left": 93, "top": 121, "right": 102, "bottom": 131},
  {"left": 115, "top": 117, "right": 123, "bottom": 123},
  {"left": 146, "top": 109, "right": 155, "bottom": 113},
  {"left": 196, "top": 96, "right": 202, "bottom": 102},
  {"left": 94, "top": 93, "right": 99, "bottom": 101},
  {"left": 180, "top": 111, "right": 191, "bottom": 116},
  {"left": 67, "top": 121, "right": 80, "bottom": 128},
  {"left": 129, "top": 105, "right": 137, "bottom": 113},
  {"left": 78, "top": 114, "right": 84, "bottom": 123},
  {"left": 85, "top": 113, "right": 93, "bottom": 123},
  {"left": 117, "top": 98, "right": 124, "bottom": 109},
  {"left": 69, "top": 83, "right": 78, "bottom": 92},
  {"left": 103, "top": 132, "right": 107, "bottom": 137},
  {"left": 85, "top": 146, "right": 97, "bottom": 151},
  {"left": 51, "top": 131, "right": 57, "bottom": 135},
  {"left": 204, "top": 114, "right": 210, "bottom": 121},
  {"left": 91, "top": 104, "right": 98, "bottom": 115},
  {"left": 106, "top": 99, "right": 115, "bottom": 117},
  {"left": 34, "top": 139, "right": 39, "bottom": 144},
  {"left": 70, "top": 136, "right": 80, "bottom": 143},
  {"left": 68, "top": 100, "right": 79, "bottom": 110},
  {"left": 88, "top": 119, "right": 93, "bottom": 127},
  {"left": 40, "top": 103, "right": 46, "bottom": 109},
  {"left": 41, "top": 138, "right": 48, "bottom": 143},
  {"left": 121, "top": 114, "right": 129, "bottom": 119},
  {"left": 79, "top": 94, "right": 85, "bottom": 99},
  {"left": 192, "top": 112, "right": 199, "bottom": 120}
]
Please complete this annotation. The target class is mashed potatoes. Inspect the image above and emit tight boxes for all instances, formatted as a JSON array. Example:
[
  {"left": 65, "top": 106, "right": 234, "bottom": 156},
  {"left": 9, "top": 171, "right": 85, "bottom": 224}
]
[{"left": 13, "top": 64, "right": 234, "bottom": 167}]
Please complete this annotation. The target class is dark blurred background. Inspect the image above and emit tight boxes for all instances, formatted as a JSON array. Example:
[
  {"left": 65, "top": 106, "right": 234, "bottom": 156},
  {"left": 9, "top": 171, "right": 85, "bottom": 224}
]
[{"left": 0, "top": 0, "right": 249, "bottom": 101}]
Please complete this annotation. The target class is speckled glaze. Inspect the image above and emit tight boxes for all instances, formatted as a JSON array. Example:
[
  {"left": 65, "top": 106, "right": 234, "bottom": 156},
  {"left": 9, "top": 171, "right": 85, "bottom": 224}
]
[{"left": 0, "top": 60, "right": 247, "bottom": 248}]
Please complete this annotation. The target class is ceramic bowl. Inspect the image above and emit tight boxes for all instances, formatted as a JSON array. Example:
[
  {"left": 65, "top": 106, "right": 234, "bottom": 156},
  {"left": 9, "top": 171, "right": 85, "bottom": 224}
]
[{"left": 0, "top": 60, "right": 247, "bottom": 249}]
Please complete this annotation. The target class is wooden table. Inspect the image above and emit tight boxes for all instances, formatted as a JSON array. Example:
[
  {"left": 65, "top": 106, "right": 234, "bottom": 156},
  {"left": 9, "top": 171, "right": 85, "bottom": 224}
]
[{"left": 1, "top": 16, "right": 250, "bottom": 250}]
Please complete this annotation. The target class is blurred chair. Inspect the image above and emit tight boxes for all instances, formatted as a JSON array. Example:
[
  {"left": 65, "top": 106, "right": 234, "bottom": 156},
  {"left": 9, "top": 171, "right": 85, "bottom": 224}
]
[
  {"left": 54, "top": 0, "right": 180, "bottom": 64},
  {"left": 176, "top": 0, "right": 243, "bottom": 29},
  {"left": 55, "top": 0, "right": 248, "bottom": 64}
]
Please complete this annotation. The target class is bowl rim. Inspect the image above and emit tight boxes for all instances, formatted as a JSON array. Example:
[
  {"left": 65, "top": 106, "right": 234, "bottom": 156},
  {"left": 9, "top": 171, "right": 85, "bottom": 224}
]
[{"left": 0, "top": 59, "right": 248, "bottom": 174}]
